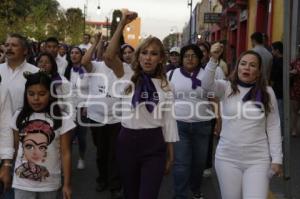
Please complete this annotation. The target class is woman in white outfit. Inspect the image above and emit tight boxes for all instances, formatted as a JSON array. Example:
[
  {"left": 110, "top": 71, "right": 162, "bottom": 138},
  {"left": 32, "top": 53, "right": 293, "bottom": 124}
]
[{"left": 202, "top": 44, "right": 283, "bottom": 199}]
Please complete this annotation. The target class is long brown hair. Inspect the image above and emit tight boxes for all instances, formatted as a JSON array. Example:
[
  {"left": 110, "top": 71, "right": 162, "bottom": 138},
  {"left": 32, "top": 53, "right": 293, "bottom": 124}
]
[
  {"left": 228, "top": 50, "right": 271, "bottom": 114},
  {"left": 125, "top": 36, "right": 169, "bottom": 94}
]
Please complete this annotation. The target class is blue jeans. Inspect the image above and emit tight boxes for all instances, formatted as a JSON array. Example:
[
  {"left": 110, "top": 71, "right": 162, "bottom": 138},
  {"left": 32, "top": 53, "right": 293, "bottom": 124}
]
[
  {"left": 72, "top": 115, "right": 89, "bottom": 158},
  {"left": 173, "top": 120, "right": 212, "bottom": 199}
]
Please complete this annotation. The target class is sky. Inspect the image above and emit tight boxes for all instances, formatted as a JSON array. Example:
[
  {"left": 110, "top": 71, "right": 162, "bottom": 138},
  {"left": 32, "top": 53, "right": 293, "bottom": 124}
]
[{"left": 57, "top": 0, "right": 195, "bottom": 40}]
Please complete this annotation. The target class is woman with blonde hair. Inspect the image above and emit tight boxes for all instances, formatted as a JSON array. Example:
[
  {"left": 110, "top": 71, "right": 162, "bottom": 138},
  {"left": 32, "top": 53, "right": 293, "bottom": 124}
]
[{"left": 104, "top": 10, "right": 179, "bottom": 199}]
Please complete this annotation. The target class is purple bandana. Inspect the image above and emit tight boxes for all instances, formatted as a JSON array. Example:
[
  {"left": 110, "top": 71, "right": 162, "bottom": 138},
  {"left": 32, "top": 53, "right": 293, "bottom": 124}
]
[
  {"left": 237, "top": 79, "right": 263, "bottom": 109},
  {"left": 132, "top": 73, "right": 159, "bottom": 113},
  {"left": 73, "top": 65, "right": 85, "bottom": 78},
  {"left": 180, "top": 67, "right": 201, "bottom": 89}
]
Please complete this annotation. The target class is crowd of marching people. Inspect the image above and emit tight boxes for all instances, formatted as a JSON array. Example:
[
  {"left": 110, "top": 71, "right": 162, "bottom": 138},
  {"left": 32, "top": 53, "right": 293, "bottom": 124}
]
[{"left": 1, "top": 8, "right": 297, "bottom": 199}]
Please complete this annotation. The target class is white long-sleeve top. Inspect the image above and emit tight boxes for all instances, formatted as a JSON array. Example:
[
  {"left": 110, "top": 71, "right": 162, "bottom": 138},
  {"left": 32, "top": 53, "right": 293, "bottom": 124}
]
[
  {"left": 202, "top": 60, "right": 283, "bottom": 164},
  {"left": 0, "top": 86, "right": 14, "bottom": 159},
  {"left": 119, "top": 66, "right": 179, "bottom": 143},
  {"left": 0, "top": 60, "right": 39, "bottom": 112}
]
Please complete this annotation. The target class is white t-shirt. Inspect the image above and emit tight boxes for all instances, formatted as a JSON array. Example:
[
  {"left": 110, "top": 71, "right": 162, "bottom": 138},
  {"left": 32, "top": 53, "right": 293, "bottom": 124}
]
[
  {"left": 70, "top": 67, "right": 89, "bottom": 108},
  {"left": 0, "top": 60, "right": 39, "bottom": 112},
  {"left": 11, "top": 111, "right": 76, "bottom": 192},
  {"left": 167, "top": 68, "right": 213, "bottom": 122},
  {"left": 55, "top": 56, "right": 68, "bottom": 76},
  {"left": 119, "top": 66, "right": 179, "bottom": 142},
  {"left": 53, "top": 76, "right": 72, "bottom": 117},
  {"left": 86, "top": 61, "right": 125, "bottom": 124},
  {"left": 79, "top": 43, "right": 92, "bottom": 51},
  {"left": 69, "top": 67, "right": 89, "bottom": 120}
]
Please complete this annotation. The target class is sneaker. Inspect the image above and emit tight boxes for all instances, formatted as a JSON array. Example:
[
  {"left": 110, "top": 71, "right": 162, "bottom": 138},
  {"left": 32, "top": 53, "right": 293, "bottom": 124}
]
[
  {"left": 203, "top": 168, "right": 212, "bottom": 177},
  {"left": 192, "top": 192, "right": 204, "bottom": 199},
  {"left": 77, "top": 159, "right": 85, "bottom": 170}
]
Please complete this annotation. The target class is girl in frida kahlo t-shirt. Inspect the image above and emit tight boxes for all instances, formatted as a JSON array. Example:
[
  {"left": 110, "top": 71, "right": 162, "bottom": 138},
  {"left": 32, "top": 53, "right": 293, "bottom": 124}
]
[{"left": 11, "top": 72, "right": 75, "bottom": 199}]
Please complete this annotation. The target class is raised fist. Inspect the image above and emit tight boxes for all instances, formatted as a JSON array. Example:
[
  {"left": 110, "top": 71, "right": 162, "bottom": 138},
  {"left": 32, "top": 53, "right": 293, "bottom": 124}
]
[
  {"left": 210, "top": 42, "right": 223, "bottom": 61},
  {"left": 121, "top": 9, "right": 138, "bottom": 25}
]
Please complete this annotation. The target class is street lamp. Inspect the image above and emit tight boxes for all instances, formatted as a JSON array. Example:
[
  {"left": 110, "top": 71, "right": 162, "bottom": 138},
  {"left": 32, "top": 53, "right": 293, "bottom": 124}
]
[
  {"left": 83, "top": 2, "right": 89, "bottom": 34},
  {"left": 187, "top": 0, "right": 193, "bottom": 44},
  {"left": 96, "top": 0, "right": 101, "bottom": 15},
  {"left": 97, "top": 0, "right": 101, "bottom": 10}
]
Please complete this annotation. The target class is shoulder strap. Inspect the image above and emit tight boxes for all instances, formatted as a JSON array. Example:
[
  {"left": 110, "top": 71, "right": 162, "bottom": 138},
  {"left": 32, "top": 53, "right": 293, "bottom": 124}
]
[{"left": 168, "top": 69, "right": 175, "bottom": 81}]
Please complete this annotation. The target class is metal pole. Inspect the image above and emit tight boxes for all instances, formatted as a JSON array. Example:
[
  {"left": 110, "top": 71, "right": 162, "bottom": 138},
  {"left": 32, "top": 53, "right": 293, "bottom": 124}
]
[
  {"left": 83, "top": 4, "right": 86, "bottom": 34},
  {"left": 188, "top": 0, "right": 193, "bottom": 44},
  {"left": 106, "top": 17, "right": 109, "bottom": 40},
  {"left": 283, "top": 0, "right": 291, "bottom": 198}
]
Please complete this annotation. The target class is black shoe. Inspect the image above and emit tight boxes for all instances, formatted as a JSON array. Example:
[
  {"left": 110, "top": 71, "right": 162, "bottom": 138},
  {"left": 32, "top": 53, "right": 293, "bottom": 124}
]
[
  {"left": 95, "top": 183, "right": 107, "bottom": 192},
  {"left": 111, "top": 189, "right": 123, "bottom": 199},
  {"left": 192, "top": 192, "right": 204, "bottom": 199}
]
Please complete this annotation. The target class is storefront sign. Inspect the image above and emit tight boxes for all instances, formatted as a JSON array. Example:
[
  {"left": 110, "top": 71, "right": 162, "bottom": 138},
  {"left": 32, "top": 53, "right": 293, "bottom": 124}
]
[{"left": 204, "top": 13, "right": 222, "bottom": 23}]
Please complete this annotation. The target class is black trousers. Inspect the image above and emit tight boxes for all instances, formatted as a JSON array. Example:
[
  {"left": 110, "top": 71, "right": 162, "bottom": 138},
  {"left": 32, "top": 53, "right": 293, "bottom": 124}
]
[
  {"left": 117, "top": 127, "right": 167, "bottom": 199},
  {"left": 90, "top": 121, "right": 122, "bottom": 191}
]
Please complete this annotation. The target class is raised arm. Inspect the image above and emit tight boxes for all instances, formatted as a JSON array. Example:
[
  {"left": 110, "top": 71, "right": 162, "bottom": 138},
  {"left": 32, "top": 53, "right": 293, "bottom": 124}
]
[
  {"left": 95, "top": 36, "right": 105, "bottom": 61},
  {"left": 104, "top": 9, "right": 137, "bottom": 78},
  {"left": 81, "top": 33, "right": 102, "bottom": 73},
  {"left": 201, "top": 43, "right": 227, "bottom": 97}
]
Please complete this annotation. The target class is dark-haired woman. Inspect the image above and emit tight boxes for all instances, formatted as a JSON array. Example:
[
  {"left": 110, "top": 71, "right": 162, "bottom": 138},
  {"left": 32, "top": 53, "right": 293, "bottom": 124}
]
[
  {"left": 64, "top": 47, "right": 89, "bottom": 169},
  {"left": 36, "top": 52, "right": 72, "bottom": 116},
  {"left": 202, "top": 43, "right": 283, "bottom": 199},
  {"left": 120, "top": 44, "right": 134, "bottom": 65},
  {"left": 167, "top": 44, "right": 213, "bottom": 199}
]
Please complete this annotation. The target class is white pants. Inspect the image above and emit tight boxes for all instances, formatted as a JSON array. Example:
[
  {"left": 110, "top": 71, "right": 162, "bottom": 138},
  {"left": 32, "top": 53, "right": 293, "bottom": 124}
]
[{"left": 215, "top": 158, "right": 271, "bottom": 199}]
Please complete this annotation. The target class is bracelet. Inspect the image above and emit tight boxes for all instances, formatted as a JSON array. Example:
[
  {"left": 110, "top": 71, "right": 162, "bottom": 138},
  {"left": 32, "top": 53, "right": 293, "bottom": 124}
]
[{"left": 2, "top": 162, "right": 12, "bottom": 167}]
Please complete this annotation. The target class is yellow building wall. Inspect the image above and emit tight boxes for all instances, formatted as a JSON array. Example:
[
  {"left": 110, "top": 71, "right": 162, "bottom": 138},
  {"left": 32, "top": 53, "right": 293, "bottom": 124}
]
[
  {"left": 247, "top": 0, "right": 283, "bottom": 48},
  {"left": 272, "top": 0, "right": 283, "bottom": 42},
  {"left": 123, "top": 17, "right": 141, "bottom": 49},
  {"left": 247, "top": 0, "right": 257, "bottom": 49}
]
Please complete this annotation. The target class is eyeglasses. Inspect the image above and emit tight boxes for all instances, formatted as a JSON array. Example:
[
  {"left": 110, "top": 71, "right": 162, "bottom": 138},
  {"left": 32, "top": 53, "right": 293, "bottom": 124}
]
[
  {"left": 170, "top": 52, "right": 179, "bottom": 56},
  {"left": 183, "top": 54, "right": 198, "bottom": 59}
]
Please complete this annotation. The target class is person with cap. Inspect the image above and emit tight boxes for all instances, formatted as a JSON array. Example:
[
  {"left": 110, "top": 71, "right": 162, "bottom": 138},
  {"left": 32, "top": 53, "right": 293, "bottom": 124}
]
[{"left": 165, "top": 46, "right": 180, "bottom": 73}]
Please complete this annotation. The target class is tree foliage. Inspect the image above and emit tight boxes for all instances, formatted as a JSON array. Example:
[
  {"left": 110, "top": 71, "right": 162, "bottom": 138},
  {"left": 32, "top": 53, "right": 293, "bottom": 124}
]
[{"left": 0, "top": 0, "right": 84, "bottom": 44}]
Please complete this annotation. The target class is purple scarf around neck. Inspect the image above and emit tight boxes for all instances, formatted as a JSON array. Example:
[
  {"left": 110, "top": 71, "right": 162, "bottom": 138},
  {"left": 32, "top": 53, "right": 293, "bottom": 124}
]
[
  {"left": 237, "top": 79, "right": 263, "bottom": 108},
  {"left": 180, "top": 67, "right": 201, "bottom": 89},
  {"left": 72, "top": 65, "right": 85, "bottom": 78},
  {"left": 131, "top": 72, "right": 159, "bottom": 113}
]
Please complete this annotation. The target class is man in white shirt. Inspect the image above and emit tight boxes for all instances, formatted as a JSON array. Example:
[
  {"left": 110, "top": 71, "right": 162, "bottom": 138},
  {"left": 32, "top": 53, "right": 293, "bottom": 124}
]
[
  {"left": 58, "top": 44, "right": 67, "bottom": 61},
  {"left": 0, "top": 33, "right": 39, "bottom": 112},
  {"left": 79, "top": 33, "right": 92, "bottom": 52},
  {"left": 45, "top": 37, "right": 68, "bottom": 76},
  {"left": 0, "top": 33, "right": 38, "bottom": 196}
]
